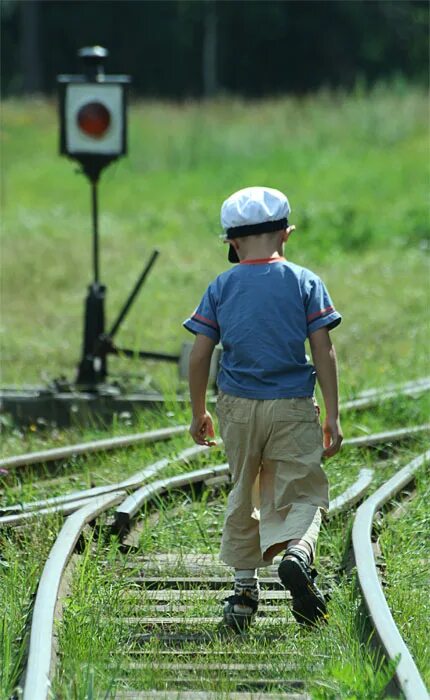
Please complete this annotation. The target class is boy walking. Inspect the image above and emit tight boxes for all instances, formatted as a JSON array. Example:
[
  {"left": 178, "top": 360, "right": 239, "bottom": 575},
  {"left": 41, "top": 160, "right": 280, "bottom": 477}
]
[{"left": 183, "top": 186, "right": 342, "bottom": 629}]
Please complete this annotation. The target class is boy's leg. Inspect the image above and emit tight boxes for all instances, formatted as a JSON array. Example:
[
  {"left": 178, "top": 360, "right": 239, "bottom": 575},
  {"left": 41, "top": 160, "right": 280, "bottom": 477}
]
[
  {"left": 258, "top": 397, "right": 328, "bottom": 561},
  {"left": 215, "top": 393, "right": 266, "bottom": 629},
  {"left": 216, "top": 393, "right": 267, "bottom": 570},
  {"left": 258, "top": 460, "right": 326, "bottom": 565},
  {"left": 223, "top": 567, "right": 260, "bottom": 630},
  {"left": 263, "top": 511, "right": 321, "bottom": 563},
  {"left": 266, "top": 539, "right": 311, "bottom": 557},
  {"left": 258, "top": 397, "right": 328, "bottom": 625},
  {"left": 277, "top": 521, "right": 327, "bottom": 626}
]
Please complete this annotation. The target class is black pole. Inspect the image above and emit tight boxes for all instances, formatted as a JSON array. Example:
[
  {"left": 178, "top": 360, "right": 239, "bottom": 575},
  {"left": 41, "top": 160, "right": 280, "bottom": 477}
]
[
  {"left": 91, "top": 179, "right": 100, "bottom": 284},
  {"left": 75, "top": 174, "right": 106, "bottom": 387},
  {"left": 108, "top": 250, "right": 159, "bottom": 339}
]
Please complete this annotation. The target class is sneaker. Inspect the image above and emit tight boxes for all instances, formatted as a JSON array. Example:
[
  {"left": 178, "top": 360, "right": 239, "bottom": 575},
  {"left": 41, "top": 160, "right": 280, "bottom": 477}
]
[
  {"left": 278, "top": 546, "right": 327, "bottom": 626},
  {"left": 223, "top": 580, "right": 259, "bottom": 631}
]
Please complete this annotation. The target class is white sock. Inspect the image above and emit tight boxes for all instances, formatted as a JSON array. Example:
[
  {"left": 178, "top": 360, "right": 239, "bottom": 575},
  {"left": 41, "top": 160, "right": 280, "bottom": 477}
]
[
  {"left": 286, "top": 543, "right": 312, "bottom": 565},
  {"left": 233, "top": 569, "right": 259, "bottom": 606}
]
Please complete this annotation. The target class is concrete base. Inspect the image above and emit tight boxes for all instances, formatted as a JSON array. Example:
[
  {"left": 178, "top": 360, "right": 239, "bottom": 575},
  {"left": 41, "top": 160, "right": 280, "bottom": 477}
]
[{"left": 0, "top": 385, "right": 190, "bottom": 428}]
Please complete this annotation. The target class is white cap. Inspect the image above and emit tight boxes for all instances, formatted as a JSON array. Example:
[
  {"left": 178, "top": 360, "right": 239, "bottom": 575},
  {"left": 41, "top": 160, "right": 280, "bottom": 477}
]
[{"left": 221, "top": 186, "right": 291, "bottom": 231}]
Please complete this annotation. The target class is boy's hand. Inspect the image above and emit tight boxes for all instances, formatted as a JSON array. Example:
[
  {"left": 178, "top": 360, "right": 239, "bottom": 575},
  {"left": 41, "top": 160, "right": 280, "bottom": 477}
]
[
  {"left": 322, "top": 416, "right": 343, "bottom": 458},
  {"left": 189, "top": 411, "right": 217, "bottom": 446}
]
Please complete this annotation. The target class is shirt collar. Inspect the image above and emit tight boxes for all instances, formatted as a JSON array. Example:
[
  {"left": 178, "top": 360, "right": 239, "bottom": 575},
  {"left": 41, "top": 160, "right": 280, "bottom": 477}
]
[{"left": 239, "top": 256, "right": 286, "bottom": 265}]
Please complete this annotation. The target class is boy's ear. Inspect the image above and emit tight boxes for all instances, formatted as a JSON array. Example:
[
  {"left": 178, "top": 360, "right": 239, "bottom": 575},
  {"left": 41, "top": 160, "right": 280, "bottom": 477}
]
[
  {"left": 283, "top": 225, "right": 296, "bottom": 241},
  {"left": 224, "top": 238, "right": 239, "bottom": 251}
]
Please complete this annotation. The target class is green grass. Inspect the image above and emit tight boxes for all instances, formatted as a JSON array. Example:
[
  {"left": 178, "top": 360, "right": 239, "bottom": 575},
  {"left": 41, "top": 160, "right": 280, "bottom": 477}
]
[
  {"left": 1, "top": 86, "right": 429, "bottom": 389},
  {"left": 379, "top": 465, "right": 430, "bottom": 686},
  {"left": 0, "top": 410, "right": 191, "bottom": 508}
]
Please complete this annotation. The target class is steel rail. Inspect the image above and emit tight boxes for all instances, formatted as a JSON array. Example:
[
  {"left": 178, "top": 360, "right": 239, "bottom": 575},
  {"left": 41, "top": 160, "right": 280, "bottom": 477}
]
[
  {"left": 0, "top": 424, "right": 187, "bottom": 472},
  {"left": 22, "top": 491, "right": 125, "bottom": 700},
  {"left": 352, "top": 450, "right": 430, "bottom": 700},
  {"left": 3, "top": 422, "right": 426, "bottom": 520},
  {"left": 21, "top": 468, "right": 230, "bottom": 700},
  {"left": 342, "top": 423, "right": 429, "bottom": 447},
  {"left": 349, "top": 376, "right": 430, "bottom": 399},
  {"left": 0, "top": 494, "right": 129, "bottom": 526},
  {"left": 327, "top": 468, "right": 373, "bottom": 517},
  {"left": 115, "top": 463, "right": 374, "bottom": 529},
  {"left": 340, "top": 377, "right": 430, "bottom": 411},
  {"left": 110, "top": 462, "right": 385, "bottom": 694},
  {"left": 114, "top": 464, "right": 230, "bottom": 528},
  {"left": 0, "top": 443, "right": 219, "bottom": 524}
]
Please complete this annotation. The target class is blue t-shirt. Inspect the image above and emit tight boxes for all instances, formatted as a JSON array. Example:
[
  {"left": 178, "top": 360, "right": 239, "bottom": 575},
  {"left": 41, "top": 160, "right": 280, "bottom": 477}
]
[{"left": 183, "top": 256, "right": 341, "bottom": 399}]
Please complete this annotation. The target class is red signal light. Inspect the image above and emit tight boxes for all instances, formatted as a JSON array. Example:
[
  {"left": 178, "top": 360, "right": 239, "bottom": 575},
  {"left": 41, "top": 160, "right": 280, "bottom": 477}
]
[{"left": 77, "top": 101, "right": 111, "bottom": 138}]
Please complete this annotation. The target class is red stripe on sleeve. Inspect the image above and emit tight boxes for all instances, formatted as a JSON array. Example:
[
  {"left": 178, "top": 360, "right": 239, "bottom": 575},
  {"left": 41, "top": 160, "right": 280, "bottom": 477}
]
[
  {"left": 307, "top": 305, "right": 335, "bottom": 322},
  {"left": 192, "top": 313, "right": 219, "bottom": 329}
]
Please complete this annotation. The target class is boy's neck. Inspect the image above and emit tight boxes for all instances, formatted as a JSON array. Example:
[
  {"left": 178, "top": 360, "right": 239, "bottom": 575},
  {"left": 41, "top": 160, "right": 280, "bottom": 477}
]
[
  {"left": 240, "top": 246, "right": 284, "bottom": 262},
  {"left": 234, "top": 229, "right": 291, "bottom": 262}
]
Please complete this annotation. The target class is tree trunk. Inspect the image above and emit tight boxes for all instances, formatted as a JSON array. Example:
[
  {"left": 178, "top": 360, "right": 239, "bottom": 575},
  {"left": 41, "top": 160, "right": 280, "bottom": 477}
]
[
  {"left": 20, "top": 0, "right": 42, "bottom": 94},
  {"left": 203, "top": 0, "right": 217, "bottom": 97}
]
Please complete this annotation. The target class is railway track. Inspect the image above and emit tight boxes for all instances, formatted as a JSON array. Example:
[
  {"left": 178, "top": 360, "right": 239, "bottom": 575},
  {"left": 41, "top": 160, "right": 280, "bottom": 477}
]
[
  {"left": 1, "top": 379, "right": 428, "bottom": 699},
  {"left": 20, "top": 461, "right": 365, "bottom": 700},
  {"left": 18, "top": 446, "right": 430, "bottom": 699}
]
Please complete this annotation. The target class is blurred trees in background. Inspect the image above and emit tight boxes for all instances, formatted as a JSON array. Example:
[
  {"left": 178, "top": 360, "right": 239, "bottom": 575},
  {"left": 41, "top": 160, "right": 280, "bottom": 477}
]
[{"left": 1, "top": 0, "right": 428, "bottom": 98}]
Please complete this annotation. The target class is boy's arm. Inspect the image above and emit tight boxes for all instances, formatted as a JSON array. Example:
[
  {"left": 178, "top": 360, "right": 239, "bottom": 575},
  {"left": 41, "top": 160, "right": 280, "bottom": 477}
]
[
  {"left": 309, "top": 326, "right": 343, "bottom": 458},
  {"left": 188, "top": 333, "right": 217, "bottom": 446}
]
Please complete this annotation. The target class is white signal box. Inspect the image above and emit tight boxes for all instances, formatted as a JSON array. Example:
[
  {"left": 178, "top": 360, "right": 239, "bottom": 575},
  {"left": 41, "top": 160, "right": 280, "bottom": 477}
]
[
  {"left": 58, "top": 47, "right": 130, "bottom": 180},
  {"left": 65, "top": 83, "right": 124, "bottom": 155}
]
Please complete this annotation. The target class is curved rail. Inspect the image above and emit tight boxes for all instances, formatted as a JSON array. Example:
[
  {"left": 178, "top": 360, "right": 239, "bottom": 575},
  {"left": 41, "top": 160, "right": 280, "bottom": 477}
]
[
  {"left": 116, "top": 464, "right": 374, "bottom": 529},
  {"left": 115, "top": 464, "right": 230, "bottom": 529},
  {"left": 22, "top": 491, "right": 126, "bottom": 700},
  {"left": 0, "top": 443, "right": 219, "bottom": 524},
  {"left": 0, "top": 493, "right": 127, "bottom": 526},
  {"left": 327, "top": 468, "right": 373, "bottom": 518},
  {"left": 352, "top": 450, "right": 430, "bottom": 700},
  {"left": 0, "top": 424, "right": 187, "bottom": 472}
]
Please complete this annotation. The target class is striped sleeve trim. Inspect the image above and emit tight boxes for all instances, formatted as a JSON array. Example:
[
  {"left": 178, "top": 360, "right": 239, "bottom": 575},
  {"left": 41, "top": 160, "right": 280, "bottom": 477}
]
[
  {"left": 307, "top": 305, "right": 335, "bottom": 323},
  {"left": 191, "top": 312, "right": 219, "bottom": 329}
]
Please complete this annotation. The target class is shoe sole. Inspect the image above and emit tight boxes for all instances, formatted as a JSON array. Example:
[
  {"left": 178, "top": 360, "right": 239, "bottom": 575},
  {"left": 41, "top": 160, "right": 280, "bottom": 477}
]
[{"left": 278, "top": 557, "right": 327, "bottom": 626}]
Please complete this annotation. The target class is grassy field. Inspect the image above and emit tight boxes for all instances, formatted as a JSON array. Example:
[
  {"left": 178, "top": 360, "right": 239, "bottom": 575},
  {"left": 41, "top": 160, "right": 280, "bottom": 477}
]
[
  {"left": 1, "top": 86, "right": 428, "bottom": 390},
  {"left": 0, "top": 87, "right": 429, "bottom": 698}
]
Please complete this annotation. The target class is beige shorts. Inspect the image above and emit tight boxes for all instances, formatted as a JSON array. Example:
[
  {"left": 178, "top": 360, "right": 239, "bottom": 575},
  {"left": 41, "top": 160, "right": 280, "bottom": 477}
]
[{"left": 216, "top": 391, "right": 328, "bottom": 570}]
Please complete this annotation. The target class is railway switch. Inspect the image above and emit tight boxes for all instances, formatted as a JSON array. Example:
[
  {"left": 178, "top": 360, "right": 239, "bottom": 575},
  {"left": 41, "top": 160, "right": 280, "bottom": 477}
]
[
  {"left": 57, "top": 47, "right": 191, "bottom": 388},
  {"left": 0, "top": 46, "right": 220, "bottom": 427}
]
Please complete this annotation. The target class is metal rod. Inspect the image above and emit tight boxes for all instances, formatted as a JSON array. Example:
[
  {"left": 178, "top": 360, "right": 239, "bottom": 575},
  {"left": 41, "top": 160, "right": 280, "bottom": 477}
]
[
  {"left": 91, "top": 179, "right": 99, "bottom": 284},
  {"left": 108, "top": 249, "right": 159, "bottom": 338},
  {"left": 0, "top": 425, "right": 187, "bottom": 473}
]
